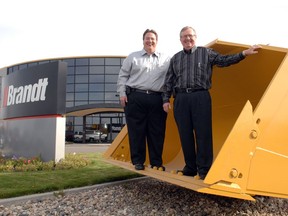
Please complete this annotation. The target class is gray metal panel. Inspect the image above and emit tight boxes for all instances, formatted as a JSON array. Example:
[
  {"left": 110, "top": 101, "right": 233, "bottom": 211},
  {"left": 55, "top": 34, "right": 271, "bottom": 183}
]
[{"left": 0, "top": 117, "right": 65, "bottom": 162}]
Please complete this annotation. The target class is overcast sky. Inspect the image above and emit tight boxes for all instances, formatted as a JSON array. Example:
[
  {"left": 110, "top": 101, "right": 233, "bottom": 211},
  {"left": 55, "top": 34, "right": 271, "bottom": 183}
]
[{"left": 1, "top": 0, "right": 288, "bottom": 68}]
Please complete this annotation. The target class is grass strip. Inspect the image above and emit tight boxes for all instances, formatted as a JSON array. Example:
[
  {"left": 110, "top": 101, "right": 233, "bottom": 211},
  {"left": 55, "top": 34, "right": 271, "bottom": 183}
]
[{"left": 0, "top": 153, "right": 141, "bottom": 199}]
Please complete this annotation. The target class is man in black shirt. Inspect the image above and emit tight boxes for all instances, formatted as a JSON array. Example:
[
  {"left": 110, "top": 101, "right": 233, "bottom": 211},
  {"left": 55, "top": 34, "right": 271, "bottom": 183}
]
[{"left": 162, "top": 26, "right": 261, "bottom": 179}]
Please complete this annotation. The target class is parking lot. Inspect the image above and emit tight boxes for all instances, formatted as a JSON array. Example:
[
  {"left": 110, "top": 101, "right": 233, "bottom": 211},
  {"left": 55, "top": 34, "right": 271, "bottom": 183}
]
[{"left": 65, "top": 143, "right": 110, "bottom": 154}]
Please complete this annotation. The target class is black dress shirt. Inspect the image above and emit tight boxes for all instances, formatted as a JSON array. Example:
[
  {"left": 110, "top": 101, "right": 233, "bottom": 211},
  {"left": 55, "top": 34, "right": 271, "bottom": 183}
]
[{"left": 162, "top": 46, "right": 245, "bottom": 103}]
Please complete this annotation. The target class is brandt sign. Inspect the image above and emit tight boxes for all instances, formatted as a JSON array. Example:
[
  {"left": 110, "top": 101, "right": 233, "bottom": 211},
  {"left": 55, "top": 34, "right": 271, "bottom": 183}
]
[
  {"left": 1, "top": 61, "right": 67, "bottom": 119},
  {"left": 4, "top": 78, "right": 49, "bottom": 106}
]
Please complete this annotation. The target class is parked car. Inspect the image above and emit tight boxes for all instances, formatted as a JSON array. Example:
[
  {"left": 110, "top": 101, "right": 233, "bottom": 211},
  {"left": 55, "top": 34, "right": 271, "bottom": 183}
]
[
  {"left": 73, "top": 130, "right": 107, "bottom": 143},
  {"left": 65, "top": 131, "right": 74, "bottom": 142},
  {"left": 73, "top": 131, "right": 83, "bottom": 142}
]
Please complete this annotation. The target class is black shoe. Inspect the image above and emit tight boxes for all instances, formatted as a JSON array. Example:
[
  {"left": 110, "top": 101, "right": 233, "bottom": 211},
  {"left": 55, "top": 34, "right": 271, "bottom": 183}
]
[
  {"left": 151, "top": 165, "right": 166, "bottom": 171},
  {"left": 199, "top": 174, "right": 206, "bottom": 180},
  {"left": 177, "top": 169, "right": 197, "bottom": 177},
  {"left": 135, "top": 164, "right": 145, "bottom": 170}
]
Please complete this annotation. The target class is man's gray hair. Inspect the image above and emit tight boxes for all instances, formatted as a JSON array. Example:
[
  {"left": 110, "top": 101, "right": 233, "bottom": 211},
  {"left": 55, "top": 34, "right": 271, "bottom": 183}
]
[{"left": 180, "top": 26, "right": 196, "bottom": 37}]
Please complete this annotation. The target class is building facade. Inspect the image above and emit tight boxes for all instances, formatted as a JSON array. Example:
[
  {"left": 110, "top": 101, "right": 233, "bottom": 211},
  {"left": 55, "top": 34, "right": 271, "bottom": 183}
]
[{"left": 1, "top": 56, "right": 127, "bottom": 143}]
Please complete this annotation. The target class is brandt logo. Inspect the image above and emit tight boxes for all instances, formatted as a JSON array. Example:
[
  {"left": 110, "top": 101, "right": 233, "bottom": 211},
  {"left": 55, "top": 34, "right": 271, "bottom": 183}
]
[{"left": 4, "top": 78, "right": 49, "bottom": 107}]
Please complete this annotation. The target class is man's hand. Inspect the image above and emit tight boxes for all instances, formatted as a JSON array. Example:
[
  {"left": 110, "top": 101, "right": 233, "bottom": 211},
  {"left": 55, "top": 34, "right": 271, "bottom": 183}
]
[
  {"left": 120, "top": 96, "right": 128, "bottom": 107},
  {"left": 243, "top": 45, "right": 262, "bottom": 56},
  {"left": 163, "top": 102, "right": 171, "bottom": 113}
]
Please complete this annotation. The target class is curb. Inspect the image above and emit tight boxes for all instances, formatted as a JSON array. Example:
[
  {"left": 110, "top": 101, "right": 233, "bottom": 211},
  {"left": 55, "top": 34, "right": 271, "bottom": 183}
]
[{"left": 0, "top": 176, "right": 149, "bottom": 206}]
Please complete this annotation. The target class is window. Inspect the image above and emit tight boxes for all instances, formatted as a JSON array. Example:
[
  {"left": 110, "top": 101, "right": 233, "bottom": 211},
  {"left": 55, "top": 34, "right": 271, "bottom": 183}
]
[
  {"left": 67, "top": 75, "right": 75, "bottom": 84},
  {"left": 75, "top": 75, "right": 88, "bottom": 83},
  {"left": 75, "top": 84, "right": 88, "bottom": 92},
  {"left": 105, "top": 66, "right": 120, "bottom": 74},
  {"left": 67, "top": 67, "right": 75, "bottom": 75},
  {"left": 89, "top": 92, "right": 104, "bottom": 100},
  {"left": 89, "top": 83, "right": 104, "bottom": 91},
  {"left": 105, "top": 84, "right": 117, "bottom": 91},
  {"left": 63, "top": 59, "right": 75, "bottom": 66},
  {"left": 105, "top": 92, "right": 119, "bottom": 101},
  {"left": 105, "top": 58, "right": 121, "bottom": 65},
  {"left": 66, "top": 93, "right": 74, "bottom": 100},
  {"left": 76, "top": 58, "right": 89, "bottom": 66},
  {"left": 66, "top": 84, "right": 74, "bottom": 92},
  {"left": 90, "top": 58, "right": 104, "bottom": 65},
  {"left": 66, "top": 101, "right": 74, "bottom": 107},
  {"left": 105, "top": 74, "right": 118, "bottom": 83},
  {"left": 90, "top": 66, "right": 104, "bottom": 74},
  {"left": 76, "top": 66, "right": 89, "bottom": 74},
  {"left": 75, "top": 92, "right": 88, "bottom": 100},
  {"left": 89, "top": 75, "right": 104, "bottom": 83}
]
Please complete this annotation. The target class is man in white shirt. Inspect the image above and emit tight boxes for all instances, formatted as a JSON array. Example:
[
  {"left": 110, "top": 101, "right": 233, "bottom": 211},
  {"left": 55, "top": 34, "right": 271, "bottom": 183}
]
[{"left": 117, "top": 29, "right": 170, "bottom": 171}]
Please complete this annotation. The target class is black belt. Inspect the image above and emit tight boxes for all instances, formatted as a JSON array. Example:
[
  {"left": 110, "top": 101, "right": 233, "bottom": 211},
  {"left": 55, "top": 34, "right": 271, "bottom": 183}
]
[
  {"left": 175, "top": 88, "right": 206, "bottom": 93},
  {"left": 130, "top": 88, "right": 162, "bottom": 95}
]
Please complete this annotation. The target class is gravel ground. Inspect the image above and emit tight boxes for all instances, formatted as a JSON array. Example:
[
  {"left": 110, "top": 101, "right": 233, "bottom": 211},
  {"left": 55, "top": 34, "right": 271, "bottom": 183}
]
[{"left": 0, "top": 177, "right": 288, "bottom": 216}]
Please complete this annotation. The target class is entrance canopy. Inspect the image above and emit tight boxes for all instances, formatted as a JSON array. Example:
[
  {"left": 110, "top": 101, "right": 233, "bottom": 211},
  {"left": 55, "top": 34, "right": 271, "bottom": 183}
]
[{"left": 66, "top": 103, "right": 123, "bottom": 116}]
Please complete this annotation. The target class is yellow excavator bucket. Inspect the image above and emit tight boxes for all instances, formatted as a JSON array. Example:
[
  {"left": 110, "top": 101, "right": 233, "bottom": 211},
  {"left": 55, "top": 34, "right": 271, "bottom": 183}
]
[{"left": 103, "top": 40, "right": 288, "bottom": 201}]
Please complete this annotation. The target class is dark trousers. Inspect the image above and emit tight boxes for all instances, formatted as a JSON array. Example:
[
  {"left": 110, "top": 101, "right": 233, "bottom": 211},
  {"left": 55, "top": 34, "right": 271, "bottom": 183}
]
[
  {"left": 124, "top": 92, "right": 167, "bottom": 166},
  {"left": 173, "top": 90, "right": 213, "bottom": 176}
]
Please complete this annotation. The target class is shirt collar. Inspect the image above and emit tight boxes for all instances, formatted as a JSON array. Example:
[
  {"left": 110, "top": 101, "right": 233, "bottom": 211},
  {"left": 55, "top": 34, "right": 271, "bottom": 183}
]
[
  {"left": 182, "top": 46, "right": 197, "bottom": 54},
  {"left": 141, "top": 49, "right": 160, "bottom": 57}
]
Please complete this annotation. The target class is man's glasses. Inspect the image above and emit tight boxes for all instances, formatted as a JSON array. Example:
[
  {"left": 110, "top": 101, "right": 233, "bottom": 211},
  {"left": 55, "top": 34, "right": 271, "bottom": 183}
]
[{"left": 181, "top": 34, "right": 196, "bottom": 39}]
